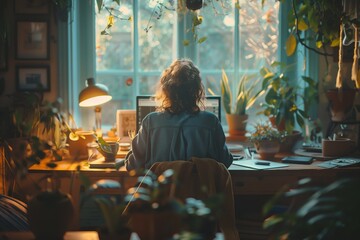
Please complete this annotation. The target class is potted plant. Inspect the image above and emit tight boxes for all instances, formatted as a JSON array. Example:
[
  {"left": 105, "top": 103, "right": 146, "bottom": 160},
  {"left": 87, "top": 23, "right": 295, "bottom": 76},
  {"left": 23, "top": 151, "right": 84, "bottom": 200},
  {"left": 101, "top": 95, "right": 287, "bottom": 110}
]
[
  {"left": 81, "top": 179, "right": 132, "bottom": 240},
  {"left": 175, "top": 196, "right": 224, "bottom": 240},
  {"left": 248, "top": 122, "right": 284, "bottom": 160},
  {"left": 220, "top": 69, "right": 264, "bottom": 136},
  {"left": 275, "top": 0, "right": 360, "bottom": 122},
  {"left": 123, "top": 169, "right": 182, "bottom": 240},
  {"left": 0, "top": 92, "right": 78, "bottom": 239},
  {"left": 258, "top": 62, "right": 318, "bottom": 152}
]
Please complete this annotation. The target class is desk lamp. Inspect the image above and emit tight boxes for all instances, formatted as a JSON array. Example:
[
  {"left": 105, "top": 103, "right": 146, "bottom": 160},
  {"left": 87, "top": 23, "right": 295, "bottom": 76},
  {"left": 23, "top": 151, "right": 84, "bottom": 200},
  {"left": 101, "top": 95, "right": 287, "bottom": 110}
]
[{"left": 79, "top": 77, "right": 112, "bottom": 136}]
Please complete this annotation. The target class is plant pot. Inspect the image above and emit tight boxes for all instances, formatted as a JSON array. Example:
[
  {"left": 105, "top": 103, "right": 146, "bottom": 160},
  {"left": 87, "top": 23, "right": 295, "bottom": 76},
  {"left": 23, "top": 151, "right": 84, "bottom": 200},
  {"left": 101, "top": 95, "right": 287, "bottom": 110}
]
[
  {"left": 326, "top": 89, "right": 357, "bottom": 122},
  {"left": 128, "top": 211, "right": 180, "bottom": 240},
  {"left": 279, "top": 131, "right": 303, "bottom": 153},
  {"left": 254, "top": 140, "right": 280, "bottom": 160},
  {"left": 186, "top": 0, "right": 203, "bottom": 10},
  {"left": 226, "top": 114, "right": 248, "bottom": 136},
  {"left": 27, "top": 191, "right": 74, "bottom": 240}
]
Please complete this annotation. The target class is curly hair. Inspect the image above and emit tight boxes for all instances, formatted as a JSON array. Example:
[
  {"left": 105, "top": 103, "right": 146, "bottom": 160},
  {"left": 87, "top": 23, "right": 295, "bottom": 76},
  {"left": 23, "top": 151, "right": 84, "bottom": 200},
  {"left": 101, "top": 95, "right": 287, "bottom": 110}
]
[{"left": 155, "top": 59, "right": 205, "bottom": 114}]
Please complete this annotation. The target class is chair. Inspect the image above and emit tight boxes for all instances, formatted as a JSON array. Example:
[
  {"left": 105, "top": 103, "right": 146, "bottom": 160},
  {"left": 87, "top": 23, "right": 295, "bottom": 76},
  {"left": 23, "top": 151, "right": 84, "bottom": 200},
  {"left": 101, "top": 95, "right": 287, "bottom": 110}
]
[{"left": 150, "top": 157, "right": 240, "bottom": 240}]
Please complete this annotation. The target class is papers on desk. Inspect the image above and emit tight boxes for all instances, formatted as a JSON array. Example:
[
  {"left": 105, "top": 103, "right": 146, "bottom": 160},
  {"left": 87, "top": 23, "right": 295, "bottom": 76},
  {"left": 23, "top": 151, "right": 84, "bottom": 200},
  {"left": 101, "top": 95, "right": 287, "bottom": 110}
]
[
  {"left": 232, "top": 159, "right": 289, "bottom": 170},
  {"left": 317, "top": 157, "right": 360, "bottom": 168}
]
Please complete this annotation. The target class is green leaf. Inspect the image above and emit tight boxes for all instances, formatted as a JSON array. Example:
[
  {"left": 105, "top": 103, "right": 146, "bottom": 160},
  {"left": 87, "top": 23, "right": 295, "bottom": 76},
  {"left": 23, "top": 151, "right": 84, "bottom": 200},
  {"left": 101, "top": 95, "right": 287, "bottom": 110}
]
[
  {"left": 96, "top": 0, "right": 103, "bottom": 13},
  {"left": 197, "top": 36, "right": 207, "bottom": 44},
  {"left": 221, "top": 69, "right": 232, "bottom": 114}
]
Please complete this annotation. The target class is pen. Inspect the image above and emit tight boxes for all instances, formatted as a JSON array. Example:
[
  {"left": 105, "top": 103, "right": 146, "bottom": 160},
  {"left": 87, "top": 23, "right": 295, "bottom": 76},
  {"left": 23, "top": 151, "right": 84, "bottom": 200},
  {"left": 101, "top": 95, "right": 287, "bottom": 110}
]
[{"left": 255, "top": 161, "right": 270, "bottom": 166}]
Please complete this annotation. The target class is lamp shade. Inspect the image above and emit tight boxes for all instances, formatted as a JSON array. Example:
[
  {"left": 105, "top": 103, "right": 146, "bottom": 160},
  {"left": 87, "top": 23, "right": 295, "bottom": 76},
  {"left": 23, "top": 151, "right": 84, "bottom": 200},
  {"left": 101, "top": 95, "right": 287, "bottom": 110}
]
[{"left": 79, "top": 78, "right": 112, "bottom": 107}]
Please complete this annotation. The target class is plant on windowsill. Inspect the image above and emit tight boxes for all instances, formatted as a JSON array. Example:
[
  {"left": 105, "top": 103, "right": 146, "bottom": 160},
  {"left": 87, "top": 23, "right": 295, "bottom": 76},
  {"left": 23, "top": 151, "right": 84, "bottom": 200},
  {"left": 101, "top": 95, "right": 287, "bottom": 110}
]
[
  {"left": 248, "top": 122, "right": 284, "bottom": 160},
  {"left": 270, "top": 0, "right": 360, "bottom": 122},
  {"left": 214, "top": 69, "right": 264, "bottom": 137},
  {"left": 257, "top": 61, "right": 318, "bottom": 152}
]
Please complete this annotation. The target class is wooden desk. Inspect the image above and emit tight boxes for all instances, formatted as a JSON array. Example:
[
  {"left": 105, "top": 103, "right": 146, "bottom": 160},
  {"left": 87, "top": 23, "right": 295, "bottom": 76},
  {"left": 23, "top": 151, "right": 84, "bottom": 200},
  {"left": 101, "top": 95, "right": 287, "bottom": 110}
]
[{"left": 27, "top": 156, "right": 360, "bottom": 232}]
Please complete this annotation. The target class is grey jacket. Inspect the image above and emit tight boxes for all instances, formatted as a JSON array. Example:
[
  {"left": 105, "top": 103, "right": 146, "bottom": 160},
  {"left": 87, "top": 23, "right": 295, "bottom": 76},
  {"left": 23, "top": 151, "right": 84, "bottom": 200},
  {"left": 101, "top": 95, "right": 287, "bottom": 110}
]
[{"left": 125, "top": 111, "right": 233, "bottom": 170}]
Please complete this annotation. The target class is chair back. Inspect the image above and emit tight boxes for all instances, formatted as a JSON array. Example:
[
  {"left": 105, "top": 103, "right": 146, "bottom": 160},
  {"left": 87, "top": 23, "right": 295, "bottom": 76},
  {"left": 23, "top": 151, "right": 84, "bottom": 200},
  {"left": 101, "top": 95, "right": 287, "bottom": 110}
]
[{"left": 150, "top": 157, "right": 240, "bottom": 240}]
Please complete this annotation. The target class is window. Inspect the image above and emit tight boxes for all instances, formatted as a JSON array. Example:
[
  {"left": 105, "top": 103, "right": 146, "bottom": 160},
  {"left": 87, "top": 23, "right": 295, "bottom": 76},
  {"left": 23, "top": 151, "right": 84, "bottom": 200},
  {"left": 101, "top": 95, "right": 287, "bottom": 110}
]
[{"left": 80, "top": 0, "right": 280, "bottom": 130}]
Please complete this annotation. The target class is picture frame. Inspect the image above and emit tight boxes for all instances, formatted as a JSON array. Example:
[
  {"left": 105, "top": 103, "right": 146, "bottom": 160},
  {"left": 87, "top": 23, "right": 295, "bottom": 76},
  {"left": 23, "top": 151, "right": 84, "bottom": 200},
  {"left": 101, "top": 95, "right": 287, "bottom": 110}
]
[
  {"left": 14, "top": 0, "right": 49, "bottom": 14},
  {"left": 16, "top": 66, "right": 50, "bottom": 92},
  {"left": 116, "top": 110, "right": 136, "bottom": 140},
  {"left": 16, "top": 19, "right": 49, "bottom": 60}
]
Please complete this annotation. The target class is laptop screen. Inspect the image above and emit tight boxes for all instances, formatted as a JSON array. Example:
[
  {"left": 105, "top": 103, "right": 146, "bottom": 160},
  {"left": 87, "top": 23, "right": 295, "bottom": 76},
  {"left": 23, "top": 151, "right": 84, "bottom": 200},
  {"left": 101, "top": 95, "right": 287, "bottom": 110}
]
[{"left": 136, "top": 95, "right": 221, "bottom": 132}]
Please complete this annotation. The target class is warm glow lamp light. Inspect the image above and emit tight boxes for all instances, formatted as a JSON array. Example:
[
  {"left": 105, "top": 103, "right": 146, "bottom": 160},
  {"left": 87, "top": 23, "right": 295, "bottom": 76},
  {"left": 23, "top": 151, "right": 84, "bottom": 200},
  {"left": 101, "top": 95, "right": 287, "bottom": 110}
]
[{"left": 79, "top": 77, "right": 112, "bottom": 135}]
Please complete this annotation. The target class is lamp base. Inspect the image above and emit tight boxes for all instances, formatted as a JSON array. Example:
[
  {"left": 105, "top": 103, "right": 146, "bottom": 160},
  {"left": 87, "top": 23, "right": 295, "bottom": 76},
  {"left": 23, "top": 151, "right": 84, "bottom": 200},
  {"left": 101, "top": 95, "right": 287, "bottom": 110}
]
[{"left": 89, "top": 157, "right": 125, "bottom": 169}]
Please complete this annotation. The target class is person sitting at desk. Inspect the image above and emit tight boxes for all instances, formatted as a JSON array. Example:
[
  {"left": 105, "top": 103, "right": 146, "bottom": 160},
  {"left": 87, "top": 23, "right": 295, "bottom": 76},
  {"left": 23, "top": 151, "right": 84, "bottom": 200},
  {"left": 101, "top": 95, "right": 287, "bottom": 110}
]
[{"left": 125, "top": 59, "right": 233, "bottom": 170}]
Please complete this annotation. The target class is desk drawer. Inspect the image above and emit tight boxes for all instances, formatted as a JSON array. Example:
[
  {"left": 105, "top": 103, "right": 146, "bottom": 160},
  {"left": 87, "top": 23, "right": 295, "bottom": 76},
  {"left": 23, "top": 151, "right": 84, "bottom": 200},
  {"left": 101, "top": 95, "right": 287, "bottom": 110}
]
[{"left": 232, "top": 175, "right": 300, "bottom": 195}]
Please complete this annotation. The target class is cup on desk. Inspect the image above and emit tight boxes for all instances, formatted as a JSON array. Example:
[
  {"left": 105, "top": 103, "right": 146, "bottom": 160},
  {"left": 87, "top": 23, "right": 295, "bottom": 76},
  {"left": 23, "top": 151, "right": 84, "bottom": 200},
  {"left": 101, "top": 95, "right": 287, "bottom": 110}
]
[{"left": 322, "top": 138, "right": 356, "bottom": 157}]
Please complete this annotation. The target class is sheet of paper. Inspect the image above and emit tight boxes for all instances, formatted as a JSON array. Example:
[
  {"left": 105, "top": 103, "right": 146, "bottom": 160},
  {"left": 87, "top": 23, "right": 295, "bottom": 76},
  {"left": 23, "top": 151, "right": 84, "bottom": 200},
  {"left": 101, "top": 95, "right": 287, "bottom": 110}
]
[{"left": 232, "top": 159, "right": 289, "bottom": 170}]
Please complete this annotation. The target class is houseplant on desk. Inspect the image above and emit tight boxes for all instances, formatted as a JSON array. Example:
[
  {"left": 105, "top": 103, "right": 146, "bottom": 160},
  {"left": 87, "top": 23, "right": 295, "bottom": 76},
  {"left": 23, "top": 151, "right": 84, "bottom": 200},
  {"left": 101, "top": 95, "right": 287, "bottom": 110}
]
[{"left": 248, "top": 122, "right": 284, "bottom": 160}]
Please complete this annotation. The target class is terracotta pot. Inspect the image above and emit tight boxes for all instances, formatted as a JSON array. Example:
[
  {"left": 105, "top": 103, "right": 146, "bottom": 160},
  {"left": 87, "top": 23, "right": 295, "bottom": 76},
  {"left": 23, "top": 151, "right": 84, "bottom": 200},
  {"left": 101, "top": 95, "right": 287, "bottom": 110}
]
[
  {"left": 254, "top": 140, "right": 280, "bottom": 160},
  {"left": 27, "top": 191, "right": 74, "bottom": 240},
  {"left": 226, "top": 114, "right": 248, "bottom": 136},
  {"left": 326, "top": 89, "right": 357, "bottom": 122},
  {"left": 128, "top": 211, "right": 180, "bottom": 240}
]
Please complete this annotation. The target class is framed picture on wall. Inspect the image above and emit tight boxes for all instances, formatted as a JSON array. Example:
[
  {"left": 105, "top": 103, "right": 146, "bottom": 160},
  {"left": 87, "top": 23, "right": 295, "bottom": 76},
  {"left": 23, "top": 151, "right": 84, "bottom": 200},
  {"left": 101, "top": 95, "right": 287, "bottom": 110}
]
[
  {"left": 16, "top": 66, "right": 50, "bottom": 92},
  {"left": 16, "top": 20, "right": 49, "bottom": 60},
  {"left": 14, "top": 0, "right": 49, "bottom": 14}
]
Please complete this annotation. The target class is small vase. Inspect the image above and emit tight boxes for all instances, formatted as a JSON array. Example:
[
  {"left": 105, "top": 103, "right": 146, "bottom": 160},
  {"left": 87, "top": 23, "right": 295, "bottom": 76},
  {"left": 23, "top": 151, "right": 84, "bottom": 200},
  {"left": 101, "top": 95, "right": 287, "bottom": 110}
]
[
  {"left": 254, "top": 140, "right": 280, "bottom": 160},
  {"left": 27, "top": 191, "right": 74, "bottom": 240}
]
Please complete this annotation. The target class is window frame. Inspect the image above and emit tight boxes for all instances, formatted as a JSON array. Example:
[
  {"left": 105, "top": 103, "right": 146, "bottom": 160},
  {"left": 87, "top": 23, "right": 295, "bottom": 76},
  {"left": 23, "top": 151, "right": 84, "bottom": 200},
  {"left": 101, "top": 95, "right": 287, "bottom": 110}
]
[{"left": 61, "top": 0, "right": 318, "bottom": 131}]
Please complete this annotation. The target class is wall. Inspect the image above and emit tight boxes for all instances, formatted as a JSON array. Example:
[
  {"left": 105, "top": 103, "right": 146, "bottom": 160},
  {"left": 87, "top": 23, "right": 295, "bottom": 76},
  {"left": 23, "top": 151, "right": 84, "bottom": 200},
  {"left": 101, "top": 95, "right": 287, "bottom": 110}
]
[{"left": 0, "top": 0, "right": 59, "bottom": 107}]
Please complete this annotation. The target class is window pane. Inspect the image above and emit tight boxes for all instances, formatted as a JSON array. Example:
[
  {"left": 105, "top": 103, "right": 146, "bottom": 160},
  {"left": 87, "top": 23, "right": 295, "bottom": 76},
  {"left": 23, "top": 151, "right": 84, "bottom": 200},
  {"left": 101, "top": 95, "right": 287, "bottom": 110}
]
[
  {"left": 198, "top": 3, "right": 234, "bottom": 70},
  {"left": 95, "top": 1, "right": 133, "bottom": 70},
  {"left": 239, "top": 0, "right": 279, "bottom": 69},
  {"left": 139, "top": 75, "right": 159, "bottom": 95},
  {"left": 138, "top": 1, "right": 176, "bottom": 71}
]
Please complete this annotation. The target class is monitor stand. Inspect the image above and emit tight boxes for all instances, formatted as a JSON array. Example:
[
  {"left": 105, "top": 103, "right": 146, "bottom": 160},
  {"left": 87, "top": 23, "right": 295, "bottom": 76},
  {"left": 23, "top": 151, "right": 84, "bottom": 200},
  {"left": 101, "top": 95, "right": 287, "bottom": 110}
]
[{"left": 89, "top": 157, "right": 125, "bottom": 169}]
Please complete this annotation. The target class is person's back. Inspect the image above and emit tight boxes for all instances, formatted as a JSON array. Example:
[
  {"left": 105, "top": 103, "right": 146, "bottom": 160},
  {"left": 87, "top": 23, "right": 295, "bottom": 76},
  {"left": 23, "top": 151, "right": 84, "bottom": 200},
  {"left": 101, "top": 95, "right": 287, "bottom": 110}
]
[{"left": 125, "top": 59, "right": 233, "bottom": 170}]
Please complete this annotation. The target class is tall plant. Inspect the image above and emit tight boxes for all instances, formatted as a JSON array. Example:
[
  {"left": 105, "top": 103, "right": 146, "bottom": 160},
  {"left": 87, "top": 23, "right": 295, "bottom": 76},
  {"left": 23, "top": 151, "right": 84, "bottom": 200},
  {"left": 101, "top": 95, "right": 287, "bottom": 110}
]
[{"left": 220, "top": 69, "right": 264, "bottom": 115}]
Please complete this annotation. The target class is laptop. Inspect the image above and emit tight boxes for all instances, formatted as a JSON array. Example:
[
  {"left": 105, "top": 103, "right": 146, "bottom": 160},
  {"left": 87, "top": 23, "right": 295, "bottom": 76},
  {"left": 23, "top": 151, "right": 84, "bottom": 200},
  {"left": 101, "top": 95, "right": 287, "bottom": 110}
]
[{"left": 136, "top": 95, "right": 221, "bottom": 132}]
